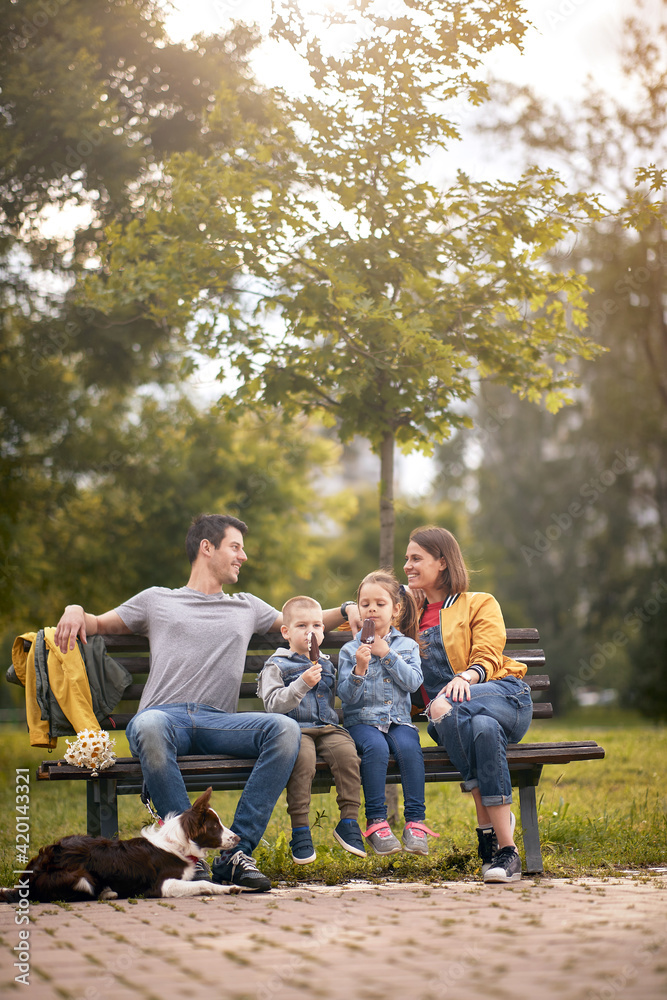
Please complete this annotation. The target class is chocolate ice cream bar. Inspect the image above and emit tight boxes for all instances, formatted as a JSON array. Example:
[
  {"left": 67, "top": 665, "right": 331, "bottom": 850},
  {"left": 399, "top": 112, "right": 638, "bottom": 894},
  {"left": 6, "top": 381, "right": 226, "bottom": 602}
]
[
  {"left": 308, "top": 631, "right": 320, "bottom": 664},
  {"left": 360, "top": 619, "right": 376, "bottom": 645}
]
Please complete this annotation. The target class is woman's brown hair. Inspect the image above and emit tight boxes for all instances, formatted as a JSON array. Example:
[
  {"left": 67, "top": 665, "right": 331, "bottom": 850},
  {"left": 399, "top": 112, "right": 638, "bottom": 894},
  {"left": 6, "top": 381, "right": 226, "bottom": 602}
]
[
  {"left": 408, "top": 525, "right": 469, "bottom": 596},
  {"left": 356, "top": 570, "right": 422, "bottom": 642}
]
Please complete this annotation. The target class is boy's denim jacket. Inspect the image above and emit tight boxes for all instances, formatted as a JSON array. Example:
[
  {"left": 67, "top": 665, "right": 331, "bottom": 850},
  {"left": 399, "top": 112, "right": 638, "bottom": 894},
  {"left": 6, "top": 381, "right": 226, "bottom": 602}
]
[
  {"left": 337, "top": 627, "right": 423, "bottom": 729},
  {"left": 256, "top": 648, "right": 340, "bottom": 729}
]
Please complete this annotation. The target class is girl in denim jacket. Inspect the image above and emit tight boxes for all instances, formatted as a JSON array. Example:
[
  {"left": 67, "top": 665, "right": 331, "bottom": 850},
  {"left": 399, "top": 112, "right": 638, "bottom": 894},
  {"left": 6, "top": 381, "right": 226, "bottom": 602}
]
[{"left": 338, "top": 571, "right": 439, "bottom": 857}]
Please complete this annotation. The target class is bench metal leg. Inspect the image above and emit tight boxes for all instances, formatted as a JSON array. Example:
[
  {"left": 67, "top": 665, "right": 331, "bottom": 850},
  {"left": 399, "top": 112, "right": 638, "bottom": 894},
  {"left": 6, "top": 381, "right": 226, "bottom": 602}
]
[
  {"left": 516, "top": 768, "right": 544, "bottom": 874},
  {"left": 87, "top": 779, "right": 119, "bottom": 839}
]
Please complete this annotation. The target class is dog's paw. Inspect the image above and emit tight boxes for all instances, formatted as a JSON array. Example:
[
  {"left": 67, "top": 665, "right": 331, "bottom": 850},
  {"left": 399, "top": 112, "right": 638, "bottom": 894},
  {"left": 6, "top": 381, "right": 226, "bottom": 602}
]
[
  {"left": 98, "top": 887, "right": 118, "bottom": 901},
  {"left": 200, "top": 883, "right": 242, "bottom": 897}
]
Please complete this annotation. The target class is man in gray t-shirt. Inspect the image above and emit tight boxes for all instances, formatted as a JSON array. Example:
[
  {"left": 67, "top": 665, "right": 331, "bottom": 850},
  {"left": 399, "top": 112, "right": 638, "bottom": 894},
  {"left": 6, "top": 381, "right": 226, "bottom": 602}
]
[{"left": 54, "top": 513, "right": 358, "bottom": 892}]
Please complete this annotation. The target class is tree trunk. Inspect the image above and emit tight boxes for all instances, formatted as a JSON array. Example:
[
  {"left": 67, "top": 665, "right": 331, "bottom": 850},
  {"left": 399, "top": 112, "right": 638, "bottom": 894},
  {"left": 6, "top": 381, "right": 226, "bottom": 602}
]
[
  {"left": 379, "top": 430, "right": 395, "bottom": 568},
  {"left": 379, "top": 431, "right": 399, "bottom": 824}
]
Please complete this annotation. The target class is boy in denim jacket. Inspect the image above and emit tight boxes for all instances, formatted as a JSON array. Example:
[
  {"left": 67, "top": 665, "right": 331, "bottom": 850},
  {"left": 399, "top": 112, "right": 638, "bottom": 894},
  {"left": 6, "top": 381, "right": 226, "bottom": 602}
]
[{"left": 257, "top": 596, "right": 365, "bottom": 863}]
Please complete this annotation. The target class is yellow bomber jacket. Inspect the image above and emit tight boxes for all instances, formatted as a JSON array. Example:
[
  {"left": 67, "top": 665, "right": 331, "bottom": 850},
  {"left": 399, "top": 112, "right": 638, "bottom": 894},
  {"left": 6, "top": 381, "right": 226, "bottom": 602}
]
[
  {"left": 12, "top": 628, "right": 99, "bottom": 748},
  {"left": 438, "top": 592, "right": 527, "bottom": 682}
]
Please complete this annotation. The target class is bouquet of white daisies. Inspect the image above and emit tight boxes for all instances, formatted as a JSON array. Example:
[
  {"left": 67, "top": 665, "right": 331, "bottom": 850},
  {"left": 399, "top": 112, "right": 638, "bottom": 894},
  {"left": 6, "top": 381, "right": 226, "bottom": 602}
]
[{"left": 64, "top": 728, "right": 117, "bottom": 776}]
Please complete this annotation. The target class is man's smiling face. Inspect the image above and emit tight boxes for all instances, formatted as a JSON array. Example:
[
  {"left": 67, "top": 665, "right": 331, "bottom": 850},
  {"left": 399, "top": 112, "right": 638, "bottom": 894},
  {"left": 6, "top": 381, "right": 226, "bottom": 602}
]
[{"left": 210, "top": 526, "right": 247, "bottom": 585}]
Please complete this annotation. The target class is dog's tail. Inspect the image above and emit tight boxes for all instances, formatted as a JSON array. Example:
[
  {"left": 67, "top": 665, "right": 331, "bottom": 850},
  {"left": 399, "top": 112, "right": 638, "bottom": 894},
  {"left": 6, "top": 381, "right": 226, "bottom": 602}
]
[{"left": 0, "top": 887, "right": 21, "bottom": 903}]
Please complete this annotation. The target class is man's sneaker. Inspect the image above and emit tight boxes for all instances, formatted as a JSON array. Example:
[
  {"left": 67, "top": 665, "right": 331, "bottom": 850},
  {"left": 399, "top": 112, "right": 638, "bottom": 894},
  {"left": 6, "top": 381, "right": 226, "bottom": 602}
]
[
  {"left": 483, "top": 846, "right": 522, "bottom": 883},
  {"left": 191, "top": 858, "right": 212, "bottom": 881},
  {"left": 363, "top": 820, "right": 402, "bottom": 856},
  {"left": 333, "top": 819, "right": 366, "bottom": 857},
  {"left": 211, "top": 850, "right": 272, "bottom": 891},
  {"left": 401, "top": 821, "right": 439, "bottom": 856},
  {"left": 290, "top": 827, "right": 316, "bottom": 864},
  {"left": 478, "top": 810, "right": 516, "bottom": 875}
]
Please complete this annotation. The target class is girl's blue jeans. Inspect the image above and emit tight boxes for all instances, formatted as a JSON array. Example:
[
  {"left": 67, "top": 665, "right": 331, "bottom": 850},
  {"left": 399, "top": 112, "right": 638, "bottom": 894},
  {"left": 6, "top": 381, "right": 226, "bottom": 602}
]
[
  {"left": 428, "top": 677, "right": 533, "bottom": 805},
  {"left": 347, "top": 722, "right": 425, "bottom": 824},
  {"left": 126, "top": 703, "right": 301, "bottom": 856}
]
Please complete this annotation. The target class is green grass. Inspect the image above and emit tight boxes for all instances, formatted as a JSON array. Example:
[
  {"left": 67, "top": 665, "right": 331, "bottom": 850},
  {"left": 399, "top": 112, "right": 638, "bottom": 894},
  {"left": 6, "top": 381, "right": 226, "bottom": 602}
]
[{"left": 1, "top": 721, "right": 665, "bottom": 888}]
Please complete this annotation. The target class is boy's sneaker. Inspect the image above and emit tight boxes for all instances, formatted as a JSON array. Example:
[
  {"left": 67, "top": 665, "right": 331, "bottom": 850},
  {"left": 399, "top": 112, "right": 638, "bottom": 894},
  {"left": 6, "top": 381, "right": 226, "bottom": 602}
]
[
  {"left": 483, "top": 846, "right": 522, "bottom": 883},
  {"left": 333, "top": 819, "right": 366, "bottom": 857},
  {"left": 192, "top": 858, "right": 212, "bottom": 881},
  {"left": 401, "top": 821, "right": 439, "bottom": 856},
  {"left": 363, "top": 820, "right": 402, "bottom": 856},
  {"left": 478, "top": 810, "right": 516, "bottom": 875},
  {"left": 290, "top": 827, "right": 317, "bottom": 865},
  {"left": 211, "top": 850, "right": 272, "bottom": 891}
]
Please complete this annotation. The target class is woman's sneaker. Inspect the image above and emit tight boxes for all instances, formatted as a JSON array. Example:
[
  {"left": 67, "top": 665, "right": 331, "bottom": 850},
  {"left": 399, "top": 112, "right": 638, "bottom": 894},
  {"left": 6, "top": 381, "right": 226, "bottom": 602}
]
[
  {"left": 401, "top": 821, "right": 440, "bottom": 856},
  {"left": 478, "top": 810, "right": 516, "bottom": 875},
  {"left": 290, "top": 827, "right": 317, "bottom": 864},
  {"left": 363, "top": 820, "right": 402, "bottom": 856},
  {"left": 483, "top": 846, "right": 522, "bottom": 883},
  {"left": 333, "top": 819, "right": 366, "bottom": 857}
]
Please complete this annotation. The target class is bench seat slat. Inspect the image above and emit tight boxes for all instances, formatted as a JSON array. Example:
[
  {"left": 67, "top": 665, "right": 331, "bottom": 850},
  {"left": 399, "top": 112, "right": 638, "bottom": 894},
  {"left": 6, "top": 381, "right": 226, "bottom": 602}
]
[{"left": 36, "top": 740, "right": 605, "bottom": 783}]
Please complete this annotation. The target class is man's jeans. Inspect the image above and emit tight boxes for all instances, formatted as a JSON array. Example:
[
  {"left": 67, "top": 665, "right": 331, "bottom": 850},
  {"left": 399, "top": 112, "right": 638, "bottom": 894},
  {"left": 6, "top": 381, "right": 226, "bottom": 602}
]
[
  {"left": 428, "top": 677, "right": 533, "bottom": 806},
  {"left": 126, "top": 703, "right": 301, "bottom": 856},
  {"left": 347, "top": 722, "right": 425, "bottom": 824}
]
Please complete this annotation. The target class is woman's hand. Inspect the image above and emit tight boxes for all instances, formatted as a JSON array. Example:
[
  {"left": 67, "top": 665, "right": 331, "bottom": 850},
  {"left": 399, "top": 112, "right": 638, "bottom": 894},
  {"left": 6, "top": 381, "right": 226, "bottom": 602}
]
[
  {"left": 441, "top": 670, "right": 477, "bottom": 703},
  {"left": 407, "top": 585, "right": 426, "bottom": 608}
]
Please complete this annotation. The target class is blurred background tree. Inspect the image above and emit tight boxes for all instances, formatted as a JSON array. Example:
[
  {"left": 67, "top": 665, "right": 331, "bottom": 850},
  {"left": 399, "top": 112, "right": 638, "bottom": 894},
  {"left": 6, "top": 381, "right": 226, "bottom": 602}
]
[
  {"left": 2, "top": 0, "right": 665, "bottom": 721},
  {"left": 433, "top": 6, "right": 667, "bottom": 715},
  {"left": 74, "top": 0, "right": 604, "bottom": 568},
  {"left": 0, "top": 0, "right": 362, "bottom": 703}
]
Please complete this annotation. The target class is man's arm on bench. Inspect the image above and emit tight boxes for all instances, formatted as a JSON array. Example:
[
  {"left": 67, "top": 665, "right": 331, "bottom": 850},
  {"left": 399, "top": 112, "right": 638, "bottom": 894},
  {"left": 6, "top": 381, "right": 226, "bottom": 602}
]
[
  {"left": 267, "top": 604, "right": 361, "bottom": 635},
  {"left": 54, "top": 606, "right": 132, "bottom": 652}
]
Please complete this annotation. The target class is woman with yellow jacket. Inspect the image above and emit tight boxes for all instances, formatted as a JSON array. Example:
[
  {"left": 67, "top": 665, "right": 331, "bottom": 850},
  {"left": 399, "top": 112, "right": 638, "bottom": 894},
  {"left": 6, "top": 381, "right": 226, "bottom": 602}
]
[{"left": 404, "top": 525, "right": 533, "bottom": 884}]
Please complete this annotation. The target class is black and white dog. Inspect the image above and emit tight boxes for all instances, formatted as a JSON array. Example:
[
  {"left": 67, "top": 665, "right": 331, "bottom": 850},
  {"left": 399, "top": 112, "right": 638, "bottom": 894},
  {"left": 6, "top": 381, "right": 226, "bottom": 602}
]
[{"left": 0, "top": 787, "right": 240, "bottom": 902}]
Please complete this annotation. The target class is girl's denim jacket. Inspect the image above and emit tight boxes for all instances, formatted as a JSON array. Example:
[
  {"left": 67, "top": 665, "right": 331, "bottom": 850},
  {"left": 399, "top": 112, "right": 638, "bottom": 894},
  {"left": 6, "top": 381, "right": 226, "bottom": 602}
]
[
  {"left": 337, "top": 627, "right": 423, "bottom": 729},
  {"left": 256, "top": 648, "right": 340, "bottom": 729}
]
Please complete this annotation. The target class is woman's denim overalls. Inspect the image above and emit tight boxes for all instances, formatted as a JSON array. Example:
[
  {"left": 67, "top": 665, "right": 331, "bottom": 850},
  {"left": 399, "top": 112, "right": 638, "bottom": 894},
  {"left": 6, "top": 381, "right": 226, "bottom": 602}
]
[{"left": 421, "top": 624, "right": 533, "bottom": 805}]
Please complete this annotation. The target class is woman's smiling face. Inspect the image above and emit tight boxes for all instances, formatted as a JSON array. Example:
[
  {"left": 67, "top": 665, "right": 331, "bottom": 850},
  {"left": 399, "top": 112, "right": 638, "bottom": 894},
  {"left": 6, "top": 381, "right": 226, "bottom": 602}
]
[{"left": 404, "top": 540, "right": 446, "bottom": 599}]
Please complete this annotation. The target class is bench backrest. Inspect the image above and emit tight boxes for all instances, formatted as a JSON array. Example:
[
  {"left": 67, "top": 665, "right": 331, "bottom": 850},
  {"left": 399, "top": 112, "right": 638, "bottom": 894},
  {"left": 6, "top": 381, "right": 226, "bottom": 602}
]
[{"left": 100, "top": 628, "right": 550, "bottom": 730}]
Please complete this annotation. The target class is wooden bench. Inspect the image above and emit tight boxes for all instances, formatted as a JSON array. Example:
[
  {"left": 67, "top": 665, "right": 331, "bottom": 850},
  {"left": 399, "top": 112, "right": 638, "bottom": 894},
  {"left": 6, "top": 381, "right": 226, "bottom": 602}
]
[{"left": 32, "top": 628, "right": 604, "bottom": 874}]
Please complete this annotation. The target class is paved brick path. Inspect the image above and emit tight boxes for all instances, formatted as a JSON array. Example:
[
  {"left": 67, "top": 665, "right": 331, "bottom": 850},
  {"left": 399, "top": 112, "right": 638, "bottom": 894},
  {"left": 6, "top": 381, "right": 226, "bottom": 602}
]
[{"left": 1, "top": 877, "right": 665, "bottom": 1000}]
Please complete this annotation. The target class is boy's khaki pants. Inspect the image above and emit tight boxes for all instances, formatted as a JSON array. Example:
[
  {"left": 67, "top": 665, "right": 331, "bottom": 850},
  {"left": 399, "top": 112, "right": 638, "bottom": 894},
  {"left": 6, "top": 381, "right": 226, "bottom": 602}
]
[{"left": 287, "top": 725, "right": 361, "bottom": 828}]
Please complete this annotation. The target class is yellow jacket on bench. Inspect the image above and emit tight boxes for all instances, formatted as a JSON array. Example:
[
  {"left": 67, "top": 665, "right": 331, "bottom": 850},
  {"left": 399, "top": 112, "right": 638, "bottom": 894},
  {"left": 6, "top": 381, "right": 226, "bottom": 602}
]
[{"left": 12, "top": 628, "right": 99, "bottom": 748}]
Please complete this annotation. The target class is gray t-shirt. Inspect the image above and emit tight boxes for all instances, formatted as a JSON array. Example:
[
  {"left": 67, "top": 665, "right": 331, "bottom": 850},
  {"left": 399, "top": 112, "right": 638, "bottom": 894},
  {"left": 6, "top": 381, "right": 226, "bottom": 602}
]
[{"left": 114, "top": 587, "right": 278, "bottom": 713}]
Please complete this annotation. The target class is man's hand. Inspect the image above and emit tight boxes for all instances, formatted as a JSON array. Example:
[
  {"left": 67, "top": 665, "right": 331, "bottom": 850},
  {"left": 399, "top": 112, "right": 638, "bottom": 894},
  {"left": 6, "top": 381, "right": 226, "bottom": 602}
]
[
  {"left": 54, "top": 605, "right": 87, "bottom": 653},
  {"left": 346, "top": 603, "right": 362, "bottom": 636},
  {"left": 302, "top": 664, "right": 322, "bottom": 688}
]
